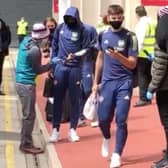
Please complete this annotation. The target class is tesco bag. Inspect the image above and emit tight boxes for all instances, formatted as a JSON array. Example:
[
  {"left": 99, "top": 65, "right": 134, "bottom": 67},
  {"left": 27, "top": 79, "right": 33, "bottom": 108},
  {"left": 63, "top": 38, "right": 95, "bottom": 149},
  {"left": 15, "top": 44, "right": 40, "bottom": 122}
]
[{"left": 83, "top": 93, "right": 99, "bottom": 120}]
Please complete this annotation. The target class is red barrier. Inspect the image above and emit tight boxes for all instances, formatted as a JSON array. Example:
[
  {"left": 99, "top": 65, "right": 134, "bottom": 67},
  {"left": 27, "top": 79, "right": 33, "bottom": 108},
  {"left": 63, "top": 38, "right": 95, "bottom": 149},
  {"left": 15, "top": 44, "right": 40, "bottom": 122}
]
[
  {"left": 53, "top": 0, "right": 59, "bottom": 13},
  {"left": 142, "top": 0, "right": 168, "bottom": 6}
]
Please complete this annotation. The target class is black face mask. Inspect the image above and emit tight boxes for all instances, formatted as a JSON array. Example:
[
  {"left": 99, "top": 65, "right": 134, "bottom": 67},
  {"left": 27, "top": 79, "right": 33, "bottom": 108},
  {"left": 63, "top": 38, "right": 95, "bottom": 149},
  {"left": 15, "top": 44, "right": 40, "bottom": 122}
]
[
  {"left": 66, "top": 21, "right": 77, "bottom": 29},
  {"left": 49, "top": 28, "right": 55, "bottom": 34},
  {"left": 109, "top": 21, "right": 122, "bottom": 30},
  {"left": 64, "top": 16, "right": 77, "bottom": 29}
]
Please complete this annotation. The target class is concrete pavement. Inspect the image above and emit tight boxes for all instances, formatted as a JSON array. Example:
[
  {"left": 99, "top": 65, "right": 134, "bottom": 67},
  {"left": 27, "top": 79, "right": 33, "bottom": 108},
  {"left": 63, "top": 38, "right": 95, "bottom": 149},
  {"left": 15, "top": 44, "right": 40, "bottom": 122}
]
[
  {"left": 2, "top": 48, "right": 164, "bottom": 168},
  {"left": 0, "top": 48, "right": 59, "bottom": 168}
]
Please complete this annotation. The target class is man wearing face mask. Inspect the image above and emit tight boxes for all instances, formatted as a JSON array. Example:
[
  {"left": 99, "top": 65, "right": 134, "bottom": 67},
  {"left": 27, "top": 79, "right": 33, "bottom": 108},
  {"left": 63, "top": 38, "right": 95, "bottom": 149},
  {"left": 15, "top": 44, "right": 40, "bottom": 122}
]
[
  {"left": 49, "top": 6, "right": 92, "bottom": 143},
  {"left": 92, "top": 5, "right": 138, "bottom": 168},
  {"left": 15, "top": 23, "right": 52, "bottom": 154}
]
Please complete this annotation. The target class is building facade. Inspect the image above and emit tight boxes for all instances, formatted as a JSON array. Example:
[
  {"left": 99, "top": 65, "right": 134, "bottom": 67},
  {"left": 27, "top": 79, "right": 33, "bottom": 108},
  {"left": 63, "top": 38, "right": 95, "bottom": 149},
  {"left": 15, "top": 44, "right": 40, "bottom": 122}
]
[
  {"left": 56, "top": 0, "right": 159, "bottom": 31},
  {"left": 1, "top": 0, "right": 52, "bottom": 47}
]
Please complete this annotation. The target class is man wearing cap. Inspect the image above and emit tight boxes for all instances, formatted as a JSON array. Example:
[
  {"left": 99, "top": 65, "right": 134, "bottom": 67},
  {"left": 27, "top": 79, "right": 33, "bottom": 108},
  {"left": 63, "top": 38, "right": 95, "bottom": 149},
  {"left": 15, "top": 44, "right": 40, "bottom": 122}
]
[
  {"left": 146, "top": 6, "right": 168, "bottom": 168},
  {"left": 15, "top": 23, "right": 51, "bottom": 154},
  {"left": 49, "top": 6, "right": 92, "bottom": 143}
]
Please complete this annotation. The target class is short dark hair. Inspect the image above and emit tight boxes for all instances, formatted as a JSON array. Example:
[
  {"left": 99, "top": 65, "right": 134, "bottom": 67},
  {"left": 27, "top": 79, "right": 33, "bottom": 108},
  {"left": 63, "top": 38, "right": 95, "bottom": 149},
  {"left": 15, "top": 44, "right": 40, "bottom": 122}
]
[
  {"left": 107, "top": 5, "right": 124, "bottom": 15},
  {"left": 135, "top": 6, "right": 147, "bottom": 17}
]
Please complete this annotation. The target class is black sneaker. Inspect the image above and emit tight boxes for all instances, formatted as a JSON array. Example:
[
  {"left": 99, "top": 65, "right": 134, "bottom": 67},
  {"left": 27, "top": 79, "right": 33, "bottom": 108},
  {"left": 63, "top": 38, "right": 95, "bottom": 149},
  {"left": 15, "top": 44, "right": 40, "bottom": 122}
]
[
  {"left": 152, "top": 156, "right": 168, "bottom": 168},
  {"left": 134, "top": 100, "right": 151, "bottom": 107},
  {"left": 0, "top": 90, "right": 5, "bottom": 95},
  {"left": 163, "top": 149, "right": 167, "bottom": 154},
  {"left": 77, "top": 119, "right": 87, "bottom": 127}
]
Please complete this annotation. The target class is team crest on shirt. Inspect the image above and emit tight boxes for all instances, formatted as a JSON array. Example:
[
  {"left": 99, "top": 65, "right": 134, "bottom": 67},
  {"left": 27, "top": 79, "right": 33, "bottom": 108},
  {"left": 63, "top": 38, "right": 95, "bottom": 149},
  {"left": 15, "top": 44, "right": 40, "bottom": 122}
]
[
  {"left": 116, "top": 40, "right": 125, "bottom": 51},
  {"left": 60, "top": 30, "right": 64, "bottom": 34},
  {"left": 54, "top": 80, "right": 58, "bottom": 85},
  {"left": 104, "top": 40, "right": 109, "bottom": 44},
  {"left": 71, "top": 32, "right": 78, "bottom": 41}
]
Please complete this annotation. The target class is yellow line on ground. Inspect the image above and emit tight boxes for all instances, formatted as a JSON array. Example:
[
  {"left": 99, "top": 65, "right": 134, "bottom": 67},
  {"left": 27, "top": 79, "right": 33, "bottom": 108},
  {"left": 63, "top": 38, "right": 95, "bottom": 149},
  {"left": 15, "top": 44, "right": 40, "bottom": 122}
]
[{"left": 4, "top": 58, "right": 15, "bottom": 168}]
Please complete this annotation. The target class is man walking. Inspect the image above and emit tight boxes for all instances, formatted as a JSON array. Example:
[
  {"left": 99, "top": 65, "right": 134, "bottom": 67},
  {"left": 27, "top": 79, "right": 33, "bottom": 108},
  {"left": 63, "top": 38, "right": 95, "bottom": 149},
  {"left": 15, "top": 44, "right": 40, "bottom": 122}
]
[
  {"left": 92, "top": 5, "right": 138, "bottom": 168},
  {"left": 49, "top": 6, "right": 92, "bottom": 143}
]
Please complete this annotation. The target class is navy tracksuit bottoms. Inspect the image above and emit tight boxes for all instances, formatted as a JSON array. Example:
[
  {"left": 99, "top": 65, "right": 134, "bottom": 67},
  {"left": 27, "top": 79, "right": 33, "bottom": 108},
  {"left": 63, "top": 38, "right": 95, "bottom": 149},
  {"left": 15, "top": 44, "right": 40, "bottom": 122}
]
[
  {"left": 52, "top": 64, "right": 82, "bottom": 131},
  {"left": 98, "top": 79, "right": 133, "bottom": 155}
]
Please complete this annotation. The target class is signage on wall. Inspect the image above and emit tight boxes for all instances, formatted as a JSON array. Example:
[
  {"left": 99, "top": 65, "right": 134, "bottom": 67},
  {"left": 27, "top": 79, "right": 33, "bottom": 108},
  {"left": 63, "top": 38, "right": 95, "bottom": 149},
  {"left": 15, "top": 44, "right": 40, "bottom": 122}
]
[
  {"left": 141, "top": 0, "right": 168, "bottom": 5},
  {"left": 53, "top": 0, "right": 58, "bottom": 13}
]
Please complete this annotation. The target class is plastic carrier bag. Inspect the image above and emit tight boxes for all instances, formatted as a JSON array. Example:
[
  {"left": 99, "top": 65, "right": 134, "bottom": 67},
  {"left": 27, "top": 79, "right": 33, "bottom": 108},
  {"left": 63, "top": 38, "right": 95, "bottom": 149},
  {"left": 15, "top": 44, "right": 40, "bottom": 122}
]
[{"left": 83, "top": 93, "right": 99, "bottom": 120}]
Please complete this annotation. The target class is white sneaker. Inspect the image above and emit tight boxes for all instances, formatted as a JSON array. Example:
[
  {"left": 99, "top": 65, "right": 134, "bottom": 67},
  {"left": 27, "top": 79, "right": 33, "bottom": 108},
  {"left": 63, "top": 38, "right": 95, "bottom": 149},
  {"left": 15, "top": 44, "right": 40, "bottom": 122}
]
[
  {"left": 68, "top": 128, "right": 80, "bottom": 142},
  {"left": 110, "top": 153, "right": 121, "bottom": 168},
  {"left": 49, "top": 128, "right": 61, "bottom": 142},
  {"left": 101, "top": 138, "right": 111, "bottom": 157},
  {"left": 90, "top": 121, "right": 99, "bottom": 127}
]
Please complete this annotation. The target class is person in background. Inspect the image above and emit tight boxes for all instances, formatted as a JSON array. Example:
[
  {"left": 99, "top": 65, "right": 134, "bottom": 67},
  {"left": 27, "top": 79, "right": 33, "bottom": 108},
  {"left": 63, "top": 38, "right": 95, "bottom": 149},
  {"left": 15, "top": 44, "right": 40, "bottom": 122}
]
[
  {"left": 16, "top": 17, "right": 28, "bottom": 45},
  {"left": 134, "top": 6, "right": 156, "bottom": 107},
  {"left": 92, "top": 5, "right": 138, "bottom": 168},
  {"left": 43, "top": 17, "right": 57, "bottom": 47},
  {"left": 15, "top": 23, "right": 51, "bottom": 154},
  {"left": 0, "top": 18, "right": 11, "bottom": 95},
  {"left": 96, "top": 14, "right": 109, "bottom": 34},
  {"left": 49, "top": 6, "right": 92, "bottom": 143},
  {"left": 78, "top": 24, "right": 98, "bottom": 127},
  {"left": 146, "top": 6, "right": 168, "bottom": 168}
]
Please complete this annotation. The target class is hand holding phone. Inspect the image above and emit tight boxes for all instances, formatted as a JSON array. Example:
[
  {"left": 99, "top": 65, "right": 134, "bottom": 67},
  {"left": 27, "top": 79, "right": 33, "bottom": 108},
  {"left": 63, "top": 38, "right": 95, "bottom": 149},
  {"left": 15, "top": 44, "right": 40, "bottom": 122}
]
[{"left": 105, "top": 47, "right": 114, "bottom": 54}]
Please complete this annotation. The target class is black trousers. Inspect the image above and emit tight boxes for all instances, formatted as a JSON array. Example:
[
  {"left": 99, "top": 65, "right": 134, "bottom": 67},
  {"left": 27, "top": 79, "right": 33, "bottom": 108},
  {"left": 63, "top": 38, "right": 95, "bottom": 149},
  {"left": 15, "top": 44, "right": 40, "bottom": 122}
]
[
  {"left": 0, "top": 55, "right": 5, "bottom": 86},
  {"left": 137, "top": 57, "right": 152, "bottom": 101},
  {"left": 156, "top": 90, "right": 168, "bottom": 151}
]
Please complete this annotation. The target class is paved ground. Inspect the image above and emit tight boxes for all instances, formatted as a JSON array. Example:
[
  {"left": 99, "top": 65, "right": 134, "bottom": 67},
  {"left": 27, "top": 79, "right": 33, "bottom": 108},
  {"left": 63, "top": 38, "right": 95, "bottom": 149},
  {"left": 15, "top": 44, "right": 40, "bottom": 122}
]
[
  {"left": 0, "top": 49, "right": 52, "bottom": 168},
  {"left": 36, "top": 54, "right": 165, "bottom": 168},
  {"left": 1, "top": 48, "right": 165, "bottom": 168}
]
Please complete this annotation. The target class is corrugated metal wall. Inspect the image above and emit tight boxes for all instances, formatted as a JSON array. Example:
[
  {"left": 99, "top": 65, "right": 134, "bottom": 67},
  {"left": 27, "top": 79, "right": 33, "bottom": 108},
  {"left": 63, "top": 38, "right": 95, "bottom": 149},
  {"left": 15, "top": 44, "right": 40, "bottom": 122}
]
[{"left": 0, "top": 0, "right": 52, "bottom": 47}]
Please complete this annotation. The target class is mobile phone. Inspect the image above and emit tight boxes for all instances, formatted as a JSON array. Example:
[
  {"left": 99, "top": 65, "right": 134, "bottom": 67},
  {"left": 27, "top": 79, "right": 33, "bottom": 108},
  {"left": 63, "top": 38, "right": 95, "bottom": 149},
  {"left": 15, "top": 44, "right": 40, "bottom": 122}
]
[
  {"left": 107, "top": 47, "right": 114, "bottom": 50},
  {"left": 105, "top": 47, "right": 114, "bottom": 54},
  {"left": 43, "top": 48, "right": 50, "bottom": 53},
  {"left": 73, "top": 49, "right": 87, "bottom": 57}
]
